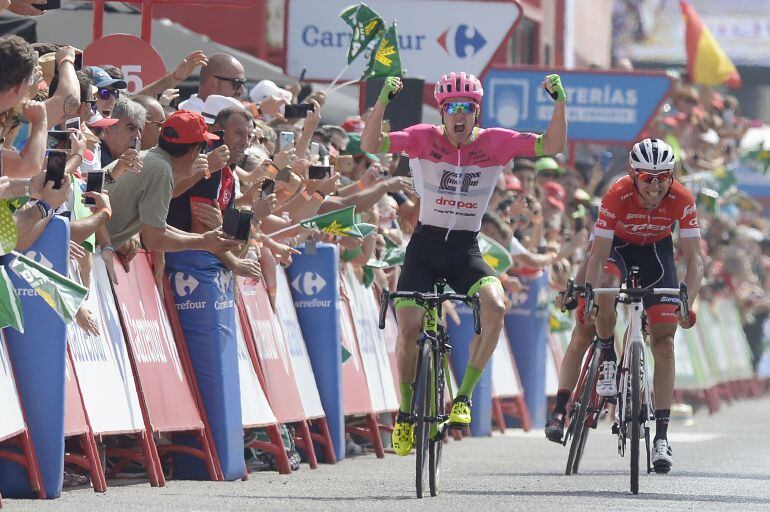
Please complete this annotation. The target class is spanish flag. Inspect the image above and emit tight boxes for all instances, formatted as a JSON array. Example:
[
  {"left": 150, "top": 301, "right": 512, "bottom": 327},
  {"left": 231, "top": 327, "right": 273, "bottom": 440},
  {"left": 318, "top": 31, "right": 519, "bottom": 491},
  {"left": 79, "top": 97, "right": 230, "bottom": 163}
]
[{"left": 680, "top": 1, "right": 741, "bottom": 88}]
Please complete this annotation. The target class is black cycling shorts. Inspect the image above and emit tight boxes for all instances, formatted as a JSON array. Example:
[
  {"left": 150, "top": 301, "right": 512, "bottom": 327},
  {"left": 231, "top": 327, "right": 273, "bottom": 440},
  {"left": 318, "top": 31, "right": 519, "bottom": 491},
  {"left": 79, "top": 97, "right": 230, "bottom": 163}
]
[
  {"left": 605, "top": 235, "right": 679, "bottom": 325},
  {"left": 396, "top": 223, "right": 499, "bottom": 298}
]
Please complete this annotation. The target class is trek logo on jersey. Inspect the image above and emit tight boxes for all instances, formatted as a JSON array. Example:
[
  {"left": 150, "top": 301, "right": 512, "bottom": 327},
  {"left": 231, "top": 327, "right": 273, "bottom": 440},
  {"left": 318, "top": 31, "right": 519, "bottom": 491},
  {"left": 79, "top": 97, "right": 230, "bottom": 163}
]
[{"left": 437, "top": 170, "right": 481, "bottom": 194}]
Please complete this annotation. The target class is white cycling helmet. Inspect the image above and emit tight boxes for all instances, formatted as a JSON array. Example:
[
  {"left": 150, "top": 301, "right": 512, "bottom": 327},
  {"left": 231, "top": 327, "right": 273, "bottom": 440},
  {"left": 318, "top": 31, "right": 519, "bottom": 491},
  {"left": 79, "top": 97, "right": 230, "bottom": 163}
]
[{"left": 628, "top": 138, "right": 676, "bottom": 172}]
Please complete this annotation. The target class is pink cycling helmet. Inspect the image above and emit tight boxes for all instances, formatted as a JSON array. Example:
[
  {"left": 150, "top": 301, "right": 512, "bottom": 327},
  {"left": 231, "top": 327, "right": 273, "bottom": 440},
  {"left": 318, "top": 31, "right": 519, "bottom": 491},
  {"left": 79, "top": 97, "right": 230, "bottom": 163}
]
[{"left": 434, "top": 72, "right": 484, "bottom": 105}]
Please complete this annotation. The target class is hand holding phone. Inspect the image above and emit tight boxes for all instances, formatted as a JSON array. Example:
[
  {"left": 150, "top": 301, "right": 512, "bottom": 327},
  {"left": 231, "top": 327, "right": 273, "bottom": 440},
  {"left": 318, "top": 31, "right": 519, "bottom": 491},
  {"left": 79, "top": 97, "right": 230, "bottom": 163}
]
[
  {"left": 283, "top": 103, "right": 314, "bottom": 119},
  {"left": 308, "top": 165, "right": 332, "bottom": 180},
  {"left": 45, "top": 150, "right": 67, "bottom": 189},
  {"left": 223, "top": 208, "right": 253, "bottom": 241},
  {"left": 47, "top": 130, "right": 71, "bottom": 152},
  {"left": 83, "top": 171, "right": 105, "bottom": 206},
  {"left": 278, "top": 131, "right": 295, "bottom": 151},
  {"left": 261, "top": 178, "right": 275, "bottom": 199}
]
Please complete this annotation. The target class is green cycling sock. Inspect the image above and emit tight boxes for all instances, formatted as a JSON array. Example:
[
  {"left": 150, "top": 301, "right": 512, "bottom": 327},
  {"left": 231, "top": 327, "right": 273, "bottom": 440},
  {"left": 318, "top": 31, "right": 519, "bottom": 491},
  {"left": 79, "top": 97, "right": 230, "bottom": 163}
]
[
  {"left": 457, "top": 364, "right": 484, "bottom": 399},
  {"left": 399, "top": 382, "right": 413, "bottom": 414}
]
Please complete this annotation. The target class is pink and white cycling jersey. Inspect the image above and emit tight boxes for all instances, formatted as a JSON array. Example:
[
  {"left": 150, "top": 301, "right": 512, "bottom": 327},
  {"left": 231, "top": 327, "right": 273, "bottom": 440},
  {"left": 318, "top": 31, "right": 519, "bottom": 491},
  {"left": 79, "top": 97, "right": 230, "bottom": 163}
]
[{"left": 388, "top": 124, "right": 538, "bottom": 232}]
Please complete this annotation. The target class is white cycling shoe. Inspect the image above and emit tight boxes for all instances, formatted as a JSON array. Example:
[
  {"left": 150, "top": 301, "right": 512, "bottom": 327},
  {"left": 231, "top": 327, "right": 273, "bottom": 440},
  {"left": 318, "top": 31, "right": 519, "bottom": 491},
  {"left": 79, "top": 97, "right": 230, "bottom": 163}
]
[
  {"left": 596, "top": 361, "right": 618, "bottom": 397},
  {"left": 652, "top": 438, "right": 673, "bottom": 473}
]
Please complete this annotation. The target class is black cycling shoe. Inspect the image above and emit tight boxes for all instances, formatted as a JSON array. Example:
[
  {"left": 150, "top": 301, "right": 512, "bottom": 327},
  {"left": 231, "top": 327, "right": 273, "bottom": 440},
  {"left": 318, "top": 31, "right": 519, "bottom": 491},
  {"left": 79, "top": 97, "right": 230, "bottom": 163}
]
[{"left": 544, "top": 412, "right": 566, "bottom": 443}]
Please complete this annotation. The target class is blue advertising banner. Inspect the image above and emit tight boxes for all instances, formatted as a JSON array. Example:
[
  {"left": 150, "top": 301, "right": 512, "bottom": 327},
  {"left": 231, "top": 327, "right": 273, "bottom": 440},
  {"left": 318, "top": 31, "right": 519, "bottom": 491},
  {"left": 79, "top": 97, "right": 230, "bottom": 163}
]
[
  {"left": 0, "top": 217, "right": 69, "bottom": 498},
  {"left": 165, "top": 250, "right": 243, "bottom": 481},
  {"left": 286, "top": 243, "right": 345, "bottom": 462},
  {"left": 482, "top": 68, "right": 672, "bottom": 143},
  {"left": 504, "top": 271, "right": 550, "bottom": 426}
]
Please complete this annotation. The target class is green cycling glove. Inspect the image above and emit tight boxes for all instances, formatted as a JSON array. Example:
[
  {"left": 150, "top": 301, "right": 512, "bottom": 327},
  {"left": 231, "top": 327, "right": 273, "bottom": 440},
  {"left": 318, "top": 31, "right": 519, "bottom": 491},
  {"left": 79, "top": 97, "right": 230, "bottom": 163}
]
[
  {"left": 544, "top": 74, "right": 566, "bottom": 103},
  {"left": 378, "top": 76, "right": 402, "bottom": 105}
]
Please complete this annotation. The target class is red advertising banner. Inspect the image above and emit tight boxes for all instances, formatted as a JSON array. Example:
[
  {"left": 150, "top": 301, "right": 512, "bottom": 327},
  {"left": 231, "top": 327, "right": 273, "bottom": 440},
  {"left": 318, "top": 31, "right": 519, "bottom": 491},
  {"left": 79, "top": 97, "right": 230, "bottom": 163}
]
[
  {"left": 338, "top": 285, "right": 374, "bottom": 416},
  {"left": 112, "top": 253, "right": 204, "bottom": 432},
  {"left": 237, "top": 278, "right": 306, "bottom": 423}
]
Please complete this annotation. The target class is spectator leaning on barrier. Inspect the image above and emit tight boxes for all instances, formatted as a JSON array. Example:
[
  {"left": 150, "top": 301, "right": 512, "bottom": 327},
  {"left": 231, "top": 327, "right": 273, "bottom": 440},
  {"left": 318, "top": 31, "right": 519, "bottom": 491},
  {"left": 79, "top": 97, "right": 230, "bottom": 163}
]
[
  {"left": 103, "top": 109, "right": 240, "bottom": 263},
  {"left": 167, "top": 106, "right": 262, "bottom": 280}
]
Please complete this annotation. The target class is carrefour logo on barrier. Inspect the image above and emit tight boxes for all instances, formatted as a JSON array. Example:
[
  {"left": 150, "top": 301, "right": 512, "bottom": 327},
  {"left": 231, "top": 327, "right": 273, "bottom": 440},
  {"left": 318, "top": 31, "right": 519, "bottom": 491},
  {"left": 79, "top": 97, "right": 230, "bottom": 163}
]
[
  {"left": 437, "top": 24, "right": 486, "bottom": 58},
  {"left": 215, "top": 269, "right": 232, "bottom": 296},
  {"left": 172, "top": 272, "right": 199, "bottom": 297},
  {"left": 291, "top": 272, "right": 327, "bottom": 296}
]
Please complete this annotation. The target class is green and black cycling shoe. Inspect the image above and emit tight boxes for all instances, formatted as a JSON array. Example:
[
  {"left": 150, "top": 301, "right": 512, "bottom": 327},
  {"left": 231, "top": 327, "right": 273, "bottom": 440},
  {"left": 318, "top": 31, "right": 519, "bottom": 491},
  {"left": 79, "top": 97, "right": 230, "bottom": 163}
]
[
  {"left": 448, "top": 395, "right": 472, "bottom": 428},
  {"left": 392, "top": 412, "right": 415, "bottom": 456},
  {"left": 544, "top": 412, "right": 566, "bottom": 443}
]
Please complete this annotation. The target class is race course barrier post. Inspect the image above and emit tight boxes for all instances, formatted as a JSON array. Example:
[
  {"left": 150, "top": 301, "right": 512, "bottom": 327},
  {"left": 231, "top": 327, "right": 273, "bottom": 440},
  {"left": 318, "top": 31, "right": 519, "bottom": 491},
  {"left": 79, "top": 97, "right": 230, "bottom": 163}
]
[
  {"left": 164, "top": 250, "right": 244, "bottom": 481},
  {"left": 447, "top": 302, "right": 493, "bottom": 437},
  {"left": 0, "top": 218, "right": 69, "bottom": 498},
  {"left": 504, "top": 271, "right": 550, "bottom": 427}
]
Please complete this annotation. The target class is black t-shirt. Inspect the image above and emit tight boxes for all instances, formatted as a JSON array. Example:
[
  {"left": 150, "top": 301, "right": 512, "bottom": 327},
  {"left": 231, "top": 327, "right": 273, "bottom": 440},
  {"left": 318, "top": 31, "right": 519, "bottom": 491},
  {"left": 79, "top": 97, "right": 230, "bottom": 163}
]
[{"left": 167, "top": 166, "right": 235, "bottom": 232}]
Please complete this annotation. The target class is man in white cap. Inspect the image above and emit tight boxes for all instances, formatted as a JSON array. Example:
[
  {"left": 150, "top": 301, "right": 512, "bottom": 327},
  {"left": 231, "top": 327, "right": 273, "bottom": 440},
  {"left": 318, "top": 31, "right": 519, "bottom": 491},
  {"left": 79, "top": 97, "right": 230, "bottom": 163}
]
[{"left": 200, "top": 94, "right": 243, "bottom": 125}]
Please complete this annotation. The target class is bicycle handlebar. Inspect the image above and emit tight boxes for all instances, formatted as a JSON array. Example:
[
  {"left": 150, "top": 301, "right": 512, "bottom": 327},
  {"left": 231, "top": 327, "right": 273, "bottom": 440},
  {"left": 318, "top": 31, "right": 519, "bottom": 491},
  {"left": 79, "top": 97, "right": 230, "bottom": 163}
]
[
  {"left": 582, "top": 283, "right": 690, "bottom": 322},
  {"left": 378, "top": 289, "right": 482, "bottom": 335}
]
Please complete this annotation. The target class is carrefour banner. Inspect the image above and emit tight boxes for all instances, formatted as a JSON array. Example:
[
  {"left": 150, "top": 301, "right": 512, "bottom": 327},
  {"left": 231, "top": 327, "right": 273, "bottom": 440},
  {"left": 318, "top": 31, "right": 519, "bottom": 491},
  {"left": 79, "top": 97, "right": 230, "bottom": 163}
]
[
  {"left": 165, "top": 250, "right": 243, "bottom": 481},
  {"left": 287, "top": 0, "right": 522, "bottom": 82},
  {"left": 482, "top": 68, "right": 671, "bottom": 143}
]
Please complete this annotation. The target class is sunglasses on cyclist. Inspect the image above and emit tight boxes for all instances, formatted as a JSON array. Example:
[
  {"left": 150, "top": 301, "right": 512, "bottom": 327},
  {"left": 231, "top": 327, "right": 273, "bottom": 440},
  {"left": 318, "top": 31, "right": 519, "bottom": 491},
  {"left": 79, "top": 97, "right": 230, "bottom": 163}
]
[
  {"left": 214, "top": 75, "right": 248, "bottom": 88},
  {"left": 97, "top": 88, "right": 120, "bottom": 100},
  {"left": 634, "top": 169, "right": 673, "bottom": 184},
  {"left": 443, "top": 101, "right": 476, "bottom": 115}
]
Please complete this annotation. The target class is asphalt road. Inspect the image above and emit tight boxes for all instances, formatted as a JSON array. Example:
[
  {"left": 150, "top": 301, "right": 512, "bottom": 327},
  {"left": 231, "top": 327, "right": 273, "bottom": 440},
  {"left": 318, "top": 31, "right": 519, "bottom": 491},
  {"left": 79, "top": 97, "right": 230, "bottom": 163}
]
[{"left": 6, "top": 396, "right": 770, "bottom": 511}]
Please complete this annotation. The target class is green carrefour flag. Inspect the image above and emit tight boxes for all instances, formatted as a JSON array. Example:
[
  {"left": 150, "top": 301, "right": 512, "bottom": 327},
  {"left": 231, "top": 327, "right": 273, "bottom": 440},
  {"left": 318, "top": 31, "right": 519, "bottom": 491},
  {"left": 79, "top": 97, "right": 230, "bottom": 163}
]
[
  {"left": 477, "top": 233, "right": 513, "bottom": 276},
  {"left": 340, "top": 3, "right": 385, "bottom": 64},
  {"left": 362, "top": 22, "right": 402, "bottom": 80},
  {"left": 299, "top": 206, "right": 363, "bottom": 238},
  {"left": 9, "top": 253, "right": 88, "bottom": 324},
  {"left": 0, "top": 266, "right": 23, "bottom": 333}
]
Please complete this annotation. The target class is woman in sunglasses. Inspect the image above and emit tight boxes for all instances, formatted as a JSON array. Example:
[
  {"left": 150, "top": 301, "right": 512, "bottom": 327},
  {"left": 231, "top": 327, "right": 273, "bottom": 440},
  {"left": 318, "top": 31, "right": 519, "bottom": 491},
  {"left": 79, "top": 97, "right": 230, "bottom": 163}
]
[
  {"left": 579, "top": 137, "right": 703, "bottom": 474},
  {"left": 360, "top": 71, "right": 567, "bottom": 457}
]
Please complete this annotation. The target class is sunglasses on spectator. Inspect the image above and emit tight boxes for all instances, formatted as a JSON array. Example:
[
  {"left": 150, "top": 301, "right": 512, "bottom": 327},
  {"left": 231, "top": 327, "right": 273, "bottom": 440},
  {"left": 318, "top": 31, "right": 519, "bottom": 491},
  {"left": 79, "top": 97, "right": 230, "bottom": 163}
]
[
  {"left": 214, "top": 75, "right": 247, "bottom": 88},
  {"left": 443, "top": 101, "right": 476, "bottom": 115},
  {"left": 634, "top": 169, "right": 674, "bottom": 184},
  {"left": 97, "top": 88, "right": 120, "bottom": 100}
]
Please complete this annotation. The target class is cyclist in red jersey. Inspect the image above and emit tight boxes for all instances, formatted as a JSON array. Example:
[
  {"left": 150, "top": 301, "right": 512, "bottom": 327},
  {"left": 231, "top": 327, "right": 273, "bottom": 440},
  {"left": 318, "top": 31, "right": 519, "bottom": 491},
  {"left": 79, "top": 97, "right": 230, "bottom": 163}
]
[
  {"left": 556, "top": 138, "right": 702, "bottom": 473},
  {"left": 361, "top": 73, "right": 567, "bottom": 456}
]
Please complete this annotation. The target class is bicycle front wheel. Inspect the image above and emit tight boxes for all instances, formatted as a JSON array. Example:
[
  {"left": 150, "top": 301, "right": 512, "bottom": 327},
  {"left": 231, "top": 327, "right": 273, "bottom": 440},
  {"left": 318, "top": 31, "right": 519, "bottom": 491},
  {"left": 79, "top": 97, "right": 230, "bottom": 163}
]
[
  {"left": 429, "top": 348, "right": 445, "bottom": 497},
  {"left": 567, "top": 342, "right": 601, "bottom": 475},
  {"left": 630, "top": 342, "right": 642, "bottom": 495},
  {"left": 414, "top": 339, "right": 432, "bottom": 499}
]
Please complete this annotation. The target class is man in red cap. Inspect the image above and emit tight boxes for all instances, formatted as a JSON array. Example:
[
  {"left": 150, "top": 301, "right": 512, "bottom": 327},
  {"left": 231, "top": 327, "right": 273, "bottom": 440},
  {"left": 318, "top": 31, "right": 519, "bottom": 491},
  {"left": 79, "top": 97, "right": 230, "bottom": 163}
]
[{"left": 104, "top": 109, "right": 241, "bottom": 265}]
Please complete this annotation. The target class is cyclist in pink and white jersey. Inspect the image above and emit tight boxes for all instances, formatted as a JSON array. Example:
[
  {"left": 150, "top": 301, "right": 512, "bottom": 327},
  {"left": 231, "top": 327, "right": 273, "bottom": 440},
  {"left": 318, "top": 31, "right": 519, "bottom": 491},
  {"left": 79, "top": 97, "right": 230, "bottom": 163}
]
[{"left": 361, "top": 72, "right": 567, "bottom": 456}]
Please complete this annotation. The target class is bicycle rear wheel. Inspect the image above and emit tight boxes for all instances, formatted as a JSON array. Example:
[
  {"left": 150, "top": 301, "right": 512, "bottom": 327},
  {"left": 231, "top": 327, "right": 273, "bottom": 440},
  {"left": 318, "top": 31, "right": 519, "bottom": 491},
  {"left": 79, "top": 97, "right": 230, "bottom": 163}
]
[
  {"left": 566, "top": 342, "right": 601, "bottom": 475},
  {"left": 429, "top": 348, "right": 445, "bottom": 496},
  {"left": 414, "top": 340, "right": 432, "bottom": 499},
  {"left": 630, "top": 342, "right": 642, "bottom": 495}
]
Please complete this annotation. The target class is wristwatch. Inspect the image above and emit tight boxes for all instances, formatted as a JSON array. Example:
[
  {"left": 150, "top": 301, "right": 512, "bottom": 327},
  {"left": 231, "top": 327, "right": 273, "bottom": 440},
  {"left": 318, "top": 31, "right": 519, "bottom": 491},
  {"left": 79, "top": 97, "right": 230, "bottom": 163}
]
[{"left": 36, "top": 199, "right": 53, "bottom": 220}]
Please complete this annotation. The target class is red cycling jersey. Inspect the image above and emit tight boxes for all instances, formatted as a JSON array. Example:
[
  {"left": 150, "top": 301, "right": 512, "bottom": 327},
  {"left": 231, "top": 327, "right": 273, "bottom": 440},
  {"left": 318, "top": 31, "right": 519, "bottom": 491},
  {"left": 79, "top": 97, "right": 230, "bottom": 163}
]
[{"left": 593, "top": 175, "right": 700, "bottom": 245}]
